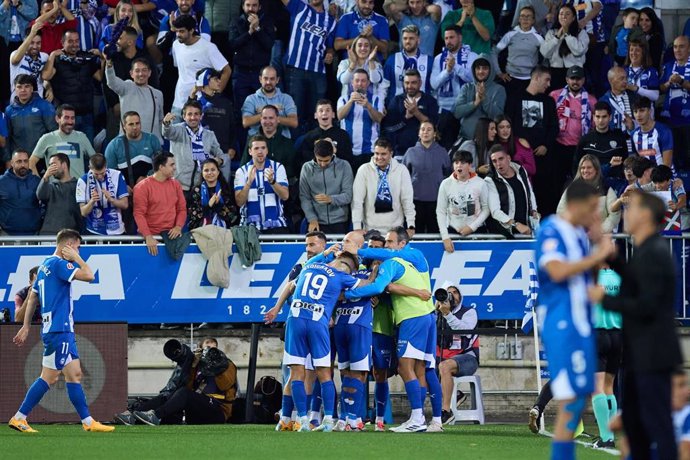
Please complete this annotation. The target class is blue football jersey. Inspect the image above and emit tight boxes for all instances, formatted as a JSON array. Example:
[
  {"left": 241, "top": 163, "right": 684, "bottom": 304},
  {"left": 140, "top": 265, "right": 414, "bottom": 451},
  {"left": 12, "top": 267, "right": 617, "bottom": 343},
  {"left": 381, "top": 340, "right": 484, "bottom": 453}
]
[
  {"left": 334, "top": 269, "right": 373, "bottom": 329},
  {"left": 290, "top": 262, "right": 360, "bottom": 325},
  {"left": 32, "top": 256, "right": 80, "bottom": 335},
  {"left": 535, "top": 216, "right": 593, "bottom": 338}
]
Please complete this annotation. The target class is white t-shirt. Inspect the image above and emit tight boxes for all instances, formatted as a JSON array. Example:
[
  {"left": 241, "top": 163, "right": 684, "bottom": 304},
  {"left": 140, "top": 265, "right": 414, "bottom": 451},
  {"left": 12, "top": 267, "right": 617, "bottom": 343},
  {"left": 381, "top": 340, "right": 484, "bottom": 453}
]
[
  {"left": 9, "top": 50, "right": 49, "bottom": 98},
  {"left": 171, "top": 38, "right": 228, "bottom": 111}
]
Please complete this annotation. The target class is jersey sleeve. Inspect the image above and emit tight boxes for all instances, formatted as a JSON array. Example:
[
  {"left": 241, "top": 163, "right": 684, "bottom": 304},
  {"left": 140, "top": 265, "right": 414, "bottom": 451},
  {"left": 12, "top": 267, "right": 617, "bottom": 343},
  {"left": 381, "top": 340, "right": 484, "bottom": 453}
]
[
  {"left": 647, "top": 68, "right": 660, "bottom": 89},
  {"left": 344, "top": 259, "right": 403, "bottom": 299},
  {"left": 340, "top": 272, "right": 361, "bottom": 290},
  {"left": 659, "top": 125, "right": 674, "bottom": 152},
  {"left": 682, "top": 412, "right": 690, "bottom": 442},
  {"left": 536, "top": 224, "right": 567, "bottom": 269},
  {"left": 234, "top": 166, "right": 247, "bottom": 191},
  {"left": 115, "top": 172, "right": 129, "bottom": 199},
  {"left": 56, "top": 259, "right": 80, "bottom": 282},
  {"left": 75, "top": 176, "right": 88, "bottom": 204}
]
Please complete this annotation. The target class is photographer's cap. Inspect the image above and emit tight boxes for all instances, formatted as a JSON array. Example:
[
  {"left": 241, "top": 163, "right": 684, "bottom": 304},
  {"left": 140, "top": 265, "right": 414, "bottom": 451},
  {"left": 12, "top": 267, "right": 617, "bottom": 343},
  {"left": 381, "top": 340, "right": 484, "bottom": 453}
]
[{"left": 196, "top": 68, "right": 221, "bottom": 88}]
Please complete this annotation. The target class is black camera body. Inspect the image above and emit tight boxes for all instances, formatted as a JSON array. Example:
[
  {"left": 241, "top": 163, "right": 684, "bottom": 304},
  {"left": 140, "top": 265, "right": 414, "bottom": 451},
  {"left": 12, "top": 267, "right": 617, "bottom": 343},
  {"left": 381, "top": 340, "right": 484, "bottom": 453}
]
[
  {"left": 198, "top": 347, "right": 230, "bottom": 377},
  {"left": 434, "top": 288, "right": 458, "bottom": 308},
  {"left": 163, "top": 339, "right": 194, "bottom": 365}
]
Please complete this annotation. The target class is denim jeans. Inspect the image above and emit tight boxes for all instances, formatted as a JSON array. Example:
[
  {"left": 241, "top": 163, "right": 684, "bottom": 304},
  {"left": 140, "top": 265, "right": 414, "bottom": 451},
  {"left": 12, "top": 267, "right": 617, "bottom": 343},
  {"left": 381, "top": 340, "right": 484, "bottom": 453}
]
[
  {"left": 285, "top": 66, "right": 327, "bottom": 137},
  {"left": 76, "top": 113, "right": 95, "bottom": 145}
]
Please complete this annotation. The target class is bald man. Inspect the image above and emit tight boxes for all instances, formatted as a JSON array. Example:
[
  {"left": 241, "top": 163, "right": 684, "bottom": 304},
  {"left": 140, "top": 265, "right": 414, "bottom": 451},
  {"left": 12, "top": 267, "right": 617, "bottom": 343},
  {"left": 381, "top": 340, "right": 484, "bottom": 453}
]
[
  {"left": 660, "top": 35, "right": 690, "bottom": 169},
  {"left": 600, "top": 66, "right": 637, "bottom": 137}
]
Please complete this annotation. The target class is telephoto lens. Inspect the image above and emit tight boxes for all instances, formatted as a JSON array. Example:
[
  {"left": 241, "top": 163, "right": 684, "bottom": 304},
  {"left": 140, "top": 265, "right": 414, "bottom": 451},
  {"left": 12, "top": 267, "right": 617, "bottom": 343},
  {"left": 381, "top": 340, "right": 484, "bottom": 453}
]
[
  {"left": 434, "top": 288, "right": 449, "bottom": 303},
  {"left": 163, "top": 339, "right": 183, "bottom": 361}
]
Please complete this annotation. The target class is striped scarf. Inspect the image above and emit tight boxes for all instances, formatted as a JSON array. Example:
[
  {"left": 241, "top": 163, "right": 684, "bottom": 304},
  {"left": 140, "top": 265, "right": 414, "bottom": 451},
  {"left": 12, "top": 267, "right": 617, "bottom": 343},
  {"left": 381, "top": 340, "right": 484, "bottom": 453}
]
[
  {"left": 438, "top": 45, "right": 470, "bottom": 97},
  {"left": 555, "top": 87, "right": 591, "bottom": 136}
]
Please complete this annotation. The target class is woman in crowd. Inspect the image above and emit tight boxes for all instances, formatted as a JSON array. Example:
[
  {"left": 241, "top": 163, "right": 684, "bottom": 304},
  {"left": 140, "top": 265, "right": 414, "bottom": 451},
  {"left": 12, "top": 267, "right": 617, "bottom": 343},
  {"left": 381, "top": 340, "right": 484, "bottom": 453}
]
[
  {"left": 336, "top": 35, "right": 388, "bottom": 100},
  {"left": 494, "top": 115, "right": 536, "bottom": 180},
  {"left": 402, "top": 121, "right": 451, "bottom": 233},
  {"left": 540, "top": 4, "right": 589, "bottom": 91},
  {"left": 638, "top": 7, "right": 665, "bottom": 70},
  {"left": 188, "top": 158, "right": 238, "bottom": 230},
  {"left": 625, "top": 38, "right": 660, "bottom": 102},
  {"left": 99, "top": 0, "right": 144, "bottom": 52},
  {"left": 557, "top": 154, "right": 620, "bottom": 233},
  {"left": 458, "top": 117, "right": 497, "bottom": 177}
]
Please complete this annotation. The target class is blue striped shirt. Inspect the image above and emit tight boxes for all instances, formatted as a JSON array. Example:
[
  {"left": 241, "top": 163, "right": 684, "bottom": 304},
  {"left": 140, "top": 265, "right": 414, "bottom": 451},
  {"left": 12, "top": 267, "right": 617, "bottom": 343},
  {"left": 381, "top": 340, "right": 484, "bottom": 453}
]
[
  {"left": 286, "top": 0, "right": 337, "bottom": 74},
  {"left": 383, "top": 51, "right": 433, "bottom": 104},
  {"left": 337, "top": 91, "right": 383, "bottom": 156},
  {"left": 234, "top": 159, "right": 289, "bottom": 230}
]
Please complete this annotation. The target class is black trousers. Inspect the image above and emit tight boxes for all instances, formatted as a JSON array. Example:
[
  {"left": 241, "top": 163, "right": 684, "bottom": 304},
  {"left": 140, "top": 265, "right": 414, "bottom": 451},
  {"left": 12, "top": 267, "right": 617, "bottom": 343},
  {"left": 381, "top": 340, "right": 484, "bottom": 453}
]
[
  {"left": 437, "top": 111, "right": 460, "bottom": 151},
  {"left": 155, "top": 387, "right": 226, "bottom": 425},
  {"left": 414, "top": 200, "right": 439, "bottom": 234},
  {"left": 623, "top": 369, "right": 677, "bottom": 460}
]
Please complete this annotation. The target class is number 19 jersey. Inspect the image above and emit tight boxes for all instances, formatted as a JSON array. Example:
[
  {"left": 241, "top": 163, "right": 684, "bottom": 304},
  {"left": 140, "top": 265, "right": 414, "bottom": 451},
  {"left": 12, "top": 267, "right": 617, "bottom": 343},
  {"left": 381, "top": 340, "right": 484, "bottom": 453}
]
[
  {"left": 32, "top": 256, "right": 80, "bottom": 335},
  {"left": 290, "top": 262, "right": 360, "bottom": 326}
]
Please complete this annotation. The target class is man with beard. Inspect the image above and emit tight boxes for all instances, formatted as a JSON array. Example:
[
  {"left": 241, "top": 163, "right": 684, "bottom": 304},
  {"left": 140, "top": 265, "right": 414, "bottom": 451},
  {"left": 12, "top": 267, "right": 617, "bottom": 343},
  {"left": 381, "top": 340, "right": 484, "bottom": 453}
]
[
  {"left": 29, "top": 0, "right": 77, "bottom": 54},
  {"left": 242, "top": 66, "right": 298, "bottom": 139},
  {"left": 383, "top": 25, "right": 432, "bottom": 105},
  {"left": 10, "top": 21, "right": 49, "bottom": 100},
  {"left": 0, "top": 150, "right": 42, "bottom": 235},
  {"left": 30, "top": 104, "right": 96, "bottom": 178},
  {"left": 36, "top": 152, "right": 81, "bottom": 234},
  {"left": 334, "top": 0, "right": 389, "bottom": 59}
]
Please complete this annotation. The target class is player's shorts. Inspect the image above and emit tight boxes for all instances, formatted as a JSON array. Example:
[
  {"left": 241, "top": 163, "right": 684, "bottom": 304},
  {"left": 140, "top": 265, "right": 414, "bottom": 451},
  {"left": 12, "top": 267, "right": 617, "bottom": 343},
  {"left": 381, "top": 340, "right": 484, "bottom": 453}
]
[
  {"left": 334, "top": 324, "right": 372, "bottom": 371},
  {"left": 542, "top": 324, "right": 595, "bottom": 400},
  {"left": 283, "top": 316, "right": 331, "bottom": 368},
  {"left": 397, "top": 313, "right": 436, "bottom": 369},
  {"left": 372, "top": 332, "right": 395, "bottom": 370},
  {"left": 42, "top": 332, "right": 79, "bottom": 371},
  {"left": 596, "top": 328, "right": 623, "bottom": 375}
]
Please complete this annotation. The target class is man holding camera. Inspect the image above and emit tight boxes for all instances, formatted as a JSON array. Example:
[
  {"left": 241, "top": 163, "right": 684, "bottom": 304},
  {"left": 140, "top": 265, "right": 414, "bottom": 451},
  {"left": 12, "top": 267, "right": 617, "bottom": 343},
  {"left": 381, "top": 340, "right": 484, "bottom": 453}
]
[
  {"left": 119, "top": 337, "right": 237, "bottom": 426},
  {"left": 435, "top": 285, "right": 479, "bottom": 425}
]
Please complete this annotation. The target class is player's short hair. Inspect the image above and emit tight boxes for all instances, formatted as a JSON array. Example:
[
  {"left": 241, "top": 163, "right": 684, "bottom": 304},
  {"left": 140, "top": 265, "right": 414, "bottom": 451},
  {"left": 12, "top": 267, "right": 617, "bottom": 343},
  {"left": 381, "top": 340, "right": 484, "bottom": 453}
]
[
  {"left": 367, "top": 233, "right": 386, "bottom": 245},
  {"left": 152, "top": 151, "right": 174, "bottom": 171},
  {"left": 593, "top": 101, "right": 612, "bottom": 115},
  {"left": 29, "top": 266, "right": 39, "bottom": 279},
  {"left": 632, "top": 157, "right": 653, "bottom": 179},
  {"left": 632, "top": 96, "right": 652, "bottom": 111},
  {"left": 172, "top": 14, "right": 197, "bottom": 31},
  {"left": 337, "top": 251, "right": 359, "bottom": 272},
  {"left": 89, "top": 153, "right": 107, "bottom": 171},
  {"left": 373, "top": 138, "right": 393, "bottom": 152},
  {"left": 364, "top": 229, "right": 382, "bottom": 240},
  {"left": 305, "top": 231, "right": 327, "bottom": 243},
  {"left": 390, "top": 225, "right": 410, "bottom": 245},
  {"left": 651, "top": 164, "right": 673, "bottom": 183},
  {"left": 56, "top": 104, "right": 76, "bottom": 118},
  {"left": 314, "top": 139, "right": 334, "bottom": 158},
  {"left": 632, "top": 190, "right": 666, "bottom": 226},
  {"left": 56, "top": 228, "right": 83, "bottom": 245},
  {"left": 565, "top": 179, "right": 599, "bottom": 203},
  {"left": 52, "top": 152, "right": 70, "bottom": 168},
  {"left": 452, "top": 150, "right": 474, "bottom": 164}
]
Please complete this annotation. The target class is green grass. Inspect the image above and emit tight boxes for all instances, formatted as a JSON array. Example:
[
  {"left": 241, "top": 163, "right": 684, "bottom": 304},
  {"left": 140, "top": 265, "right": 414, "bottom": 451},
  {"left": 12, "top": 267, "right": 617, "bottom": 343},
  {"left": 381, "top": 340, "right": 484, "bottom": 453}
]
[{"left": 2, "top": 423, "right": 614, "bottom": 459}]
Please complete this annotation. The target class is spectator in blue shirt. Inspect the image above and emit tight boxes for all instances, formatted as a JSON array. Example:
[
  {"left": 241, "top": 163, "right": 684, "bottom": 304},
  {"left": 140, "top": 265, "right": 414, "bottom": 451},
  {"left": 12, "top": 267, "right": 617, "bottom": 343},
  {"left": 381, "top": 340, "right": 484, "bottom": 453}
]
[
  {"left": 241, "top": 66, "right": 298, "bottom": 138},
  {"left": 99, "top": 0, "right": 145, "bottom": 52},
  {"left": 0, "top": 0, "right": 38, "bottom": 103},
  {"left": 384, "top": 0, "right": 441, "bottom": 57},
  {"left": 157, "top": 0, "right": 211, "bottom": 43},
  {"left": 0, "top": 149, "right": 42, "bottom": 235},
  {"left": 334, "top": 0, "right": 389, "bottom": 60}
]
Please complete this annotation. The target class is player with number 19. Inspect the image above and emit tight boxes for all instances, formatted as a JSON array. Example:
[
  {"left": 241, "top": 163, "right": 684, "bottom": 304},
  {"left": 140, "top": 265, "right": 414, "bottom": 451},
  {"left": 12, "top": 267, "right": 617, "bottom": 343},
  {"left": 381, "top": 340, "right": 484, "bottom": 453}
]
[
  {"left": 8, "top": 229, "right": 114, "bottom": 434},
  {"left": 282, "top": 252, "right": 365, "bottom": 433}
]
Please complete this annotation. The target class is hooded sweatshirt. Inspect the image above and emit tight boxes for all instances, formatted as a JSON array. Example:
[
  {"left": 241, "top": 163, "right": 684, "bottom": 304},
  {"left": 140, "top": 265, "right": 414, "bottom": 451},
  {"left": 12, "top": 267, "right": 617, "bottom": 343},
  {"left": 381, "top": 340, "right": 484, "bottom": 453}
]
[
  {"left": 454, "top": 55, "right": 507, "bottom": 141},
  {"left": 0, "top": 169, "right": 42, "bottom": 234},
  {"left": 5, "top": 93, "right": 57, "bottom": 155},
  {"left": 402, "top": 141, "right": 451, "bottom": 202},
  {"left": 436, "top": 172, "right": 490, "bottom": 239},
  {"left": 299, "top": 156, "right": 354, "bottom": 226},
  {"left": 36, "top": 177, "right": 81, "bottom": 234},
  {"left": 352, "top": 157, "right": 415, "bottom": 232}
]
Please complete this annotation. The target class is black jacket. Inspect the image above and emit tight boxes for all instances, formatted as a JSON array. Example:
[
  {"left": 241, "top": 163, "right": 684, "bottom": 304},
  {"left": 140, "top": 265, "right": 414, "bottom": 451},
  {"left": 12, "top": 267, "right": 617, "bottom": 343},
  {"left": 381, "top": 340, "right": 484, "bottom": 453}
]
[
  {"left": 505, "top": 90, "right": 558, "bottom": 154},
  {"left": 229, "top": 13, "right": 275, "bottom": 70},
  {"left": 574, "top": 128, "right": 629, "bottom": 179},
  {"left": 383, "top": 92, "right": 439, "bottom": 157},
  {"left": 603, "top": 234, "right": 683, "bottom": 373},
  {"left": 300, "top": 125, "right": 354, "bottom": 167}
]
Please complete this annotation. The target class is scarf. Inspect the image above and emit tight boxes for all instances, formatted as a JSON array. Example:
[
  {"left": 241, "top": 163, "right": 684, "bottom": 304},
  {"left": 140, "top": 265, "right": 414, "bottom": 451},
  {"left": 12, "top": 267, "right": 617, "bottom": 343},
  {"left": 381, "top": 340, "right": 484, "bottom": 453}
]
[
  {"left": 185, "top": 124, "right": 207, "bottom": 163},
  {"left": 555, "top": 87, "right": 591, "bottom": 136},
  {"left": 608, "top": 92, "right": 631, "bottom": 131},
  {"left": 403, "top": 49, "right": 421, "bottom": 71},
  {"left": 200, "top": 181, "right": 226, "bottom": 228},
  {"left": 374, "top": 165, "right": 393, "bottom": 213},
  {"left": 86, "top": 169, "right": 121, "bottom": 233},
  {"left": 669, "top": 61, "right": 690, "bottom": 99},
  {"left": 438, "top": 46, "right": 469, "bottom": 98},
  {"left": 626, "top": 66, "right": 645, "bottom": 87}
]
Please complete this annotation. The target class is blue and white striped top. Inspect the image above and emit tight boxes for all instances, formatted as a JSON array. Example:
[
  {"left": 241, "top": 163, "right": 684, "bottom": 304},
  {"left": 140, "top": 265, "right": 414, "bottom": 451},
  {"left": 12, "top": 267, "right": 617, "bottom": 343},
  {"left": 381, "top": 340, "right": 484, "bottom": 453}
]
[
  {"left": 285, "top": 0, "right": 337, "bottom": 74},
  {"left": 337, "top": 92, "right": 383, "bottom": 156}
]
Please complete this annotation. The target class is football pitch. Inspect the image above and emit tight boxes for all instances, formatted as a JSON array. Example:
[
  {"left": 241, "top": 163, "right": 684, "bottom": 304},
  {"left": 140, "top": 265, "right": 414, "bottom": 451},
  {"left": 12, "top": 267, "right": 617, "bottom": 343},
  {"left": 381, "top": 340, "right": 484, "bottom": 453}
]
[{"left": 2, "top": 423, "right": 614, "bottom": 459}]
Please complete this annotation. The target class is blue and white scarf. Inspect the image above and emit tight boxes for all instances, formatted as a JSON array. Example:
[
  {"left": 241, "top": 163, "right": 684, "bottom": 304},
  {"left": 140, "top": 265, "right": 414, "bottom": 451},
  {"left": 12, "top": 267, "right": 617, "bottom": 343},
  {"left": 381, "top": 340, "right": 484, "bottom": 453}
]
[
  {"left": 555, "top": 87, "right": 591, "bottom": 135},
  {"left": 438, "top": 45, "right": 470, "bottom": 98},
  {"left": 87, "top": 169, "right": 121, "bottom": 234},
  {"left": 374, "top": 165, "right": 393, "bottom": 213},
  {"left": 185, "top": 124, "right": 207, "bottom": 164},
  {"left": 200, "top": 181, "right": 226, "bottom": 228},
  {"left": 403, "top": 49, "right": 421, "bottom": 71}
]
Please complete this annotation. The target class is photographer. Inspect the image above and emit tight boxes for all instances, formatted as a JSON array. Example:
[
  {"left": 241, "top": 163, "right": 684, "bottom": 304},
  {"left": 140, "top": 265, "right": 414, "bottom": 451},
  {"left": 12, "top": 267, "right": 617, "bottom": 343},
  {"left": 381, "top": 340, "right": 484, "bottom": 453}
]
[
  {"left": 435, "top": 286, "right": 479, "bottom": 425},
  {"left": 115, "top": 338, "right": 237, "bottom": 425}
]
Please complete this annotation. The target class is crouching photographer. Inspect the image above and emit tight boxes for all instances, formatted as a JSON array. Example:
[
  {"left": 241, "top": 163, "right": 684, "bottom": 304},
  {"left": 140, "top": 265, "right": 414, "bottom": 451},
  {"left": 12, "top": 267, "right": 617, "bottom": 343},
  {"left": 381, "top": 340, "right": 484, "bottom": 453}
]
[
  {"left": 115, "top": 338, "right": 237, "bottom": 425},
  {"left": 435, "top": 286, "right": 480, "bottom": 425}
]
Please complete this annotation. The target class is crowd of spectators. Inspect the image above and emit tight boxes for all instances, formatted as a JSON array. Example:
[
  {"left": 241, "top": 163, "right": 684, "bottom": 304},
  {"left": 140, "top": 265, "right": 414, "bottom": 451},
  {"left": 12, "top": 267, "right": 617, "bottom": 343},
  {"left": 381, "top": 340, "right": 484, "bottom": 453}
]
[{"left": 0, "top": 0, "right": 689, "bottom": 246}]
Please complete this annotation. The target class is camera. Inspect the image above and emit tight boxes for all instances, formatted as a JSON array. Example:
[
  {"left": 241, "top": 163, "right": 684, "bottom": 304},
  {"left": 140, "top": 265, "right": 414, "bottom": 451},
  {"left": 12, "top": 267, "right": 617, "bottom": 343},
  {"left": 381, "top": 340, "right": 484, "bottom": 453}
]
[
  {"left": 163, "top": 339, "right": 194, "bottom": 365},
  {"left": 0, "top": 308, "right": 10, "bottom": 323},
  {"left": 198, "top": 347, "right": 230, "bottom": 377},
  {"left": 434, "top": 288, "right": 458, "bottom": 308}
]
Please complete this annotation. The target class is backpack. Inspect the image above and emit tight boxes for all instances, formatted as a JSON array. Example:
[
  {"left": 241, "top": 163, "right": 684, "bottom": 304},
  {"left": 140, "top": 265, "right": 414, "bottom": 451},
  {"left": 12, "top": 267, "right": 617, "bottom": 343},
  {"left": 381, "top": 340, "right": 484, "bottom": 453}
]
[{"left": 252, "top": 376, "right": 283, "bottom": 424}]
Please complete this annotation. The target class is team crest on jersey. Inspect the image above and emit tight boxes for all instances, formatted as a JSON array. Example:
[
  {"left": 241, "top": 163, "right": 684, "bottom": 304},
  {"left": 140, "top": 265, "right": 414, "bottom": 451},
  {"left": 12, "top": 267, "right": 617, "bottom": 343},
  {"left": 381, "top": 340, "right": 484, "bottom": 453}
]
[
  {"left": 609, "top": 140, "right": 618, "bottom": 148},
  {"left": 419, "top": 65, "right": 425, "bottom": 71},
  {"left": 67, "top": 263, "right": 74, "bottom": 269}
]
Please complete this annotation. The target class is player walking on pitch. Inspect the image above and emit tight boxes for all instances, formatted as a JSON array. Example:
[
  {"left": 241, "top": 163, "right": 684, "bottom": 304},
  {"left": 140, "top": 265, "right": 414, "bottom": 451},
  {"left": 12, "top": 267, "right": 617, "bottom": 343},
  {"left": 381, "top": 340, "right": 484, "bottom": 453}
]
[
  {"left": 8, "top": 229, "right": 114, "bottom": 433},
  {"left": 535, "top": 181, "right": 614, "bottom": 459}
]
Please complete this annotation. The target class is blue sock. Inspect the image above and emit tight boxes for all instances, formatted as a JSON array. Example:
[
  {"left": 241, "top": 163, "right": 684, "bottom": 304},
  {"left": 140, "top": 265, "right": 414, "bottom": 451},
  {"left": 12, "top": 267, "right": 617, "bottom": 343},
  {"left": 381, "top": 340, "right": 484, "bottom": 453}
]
[
  {"left": 375, "top": 381, "right": 389, "bottom": 418},
  {"left": 291, "top": 381, "right": 307, "bottom": 417},
  {"left": 404, "top": 379, "right": 422, "bottom": 410},
  {"left": 351, "top": 379, "right": 365, "bottom": 421},
  {"left": 306, "top": 393, "right": 313, "bottom": 414},
  {"left": 311, "top": 380, "right": 322, "bottom": 412},
  {"left": 341, "top": 377, "right": 353, "bottom": 420},
  {"left": 18, "top": 378, "right": 50, "bottom": 417},
  {"left": 551, "top": 441, "right": 575, "bottom": 460},
  {"left": 281, "top": 394, "right": 294, "bottom": 418},
  {"left": 419, "top": 385, "right": 428, "bottom": 411},
  {"left": 321, "top": 380, "right": 336, "bottom": 417},
  {"left": 425, "top": 369, "right": 443, "bottom": 418},
  {"left": 66, "top": 382, "right": 91, "bottom": 421},
  {"left": 339, "top": 381, "right": 348, "bottom": 421}
]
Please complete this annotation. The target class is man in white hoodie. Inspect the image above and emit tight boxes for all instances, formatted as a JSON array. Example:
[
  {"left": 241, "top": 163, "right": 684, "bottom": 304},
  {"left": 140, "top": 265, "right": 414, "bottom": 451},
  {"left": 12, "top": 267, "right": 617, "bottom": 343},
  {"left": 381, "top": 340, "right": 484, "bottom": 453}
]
[
  {"left": 436, "top": 150, "right": 489, "bottom": 253},
  {"left": 352, "top": 138, "right": 416, "bottom": 235}
]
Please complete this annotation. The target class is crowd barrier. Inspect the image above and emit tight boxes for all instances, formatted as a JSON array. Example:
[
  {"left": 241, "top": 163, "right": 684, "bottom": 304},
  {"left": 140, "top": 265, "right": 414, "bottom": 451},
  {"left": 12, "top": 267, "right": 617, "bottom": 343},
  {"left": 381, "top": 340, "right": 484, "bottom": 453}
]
[{"left": 0, "top": 233, "right": 688, "bottom": 322}]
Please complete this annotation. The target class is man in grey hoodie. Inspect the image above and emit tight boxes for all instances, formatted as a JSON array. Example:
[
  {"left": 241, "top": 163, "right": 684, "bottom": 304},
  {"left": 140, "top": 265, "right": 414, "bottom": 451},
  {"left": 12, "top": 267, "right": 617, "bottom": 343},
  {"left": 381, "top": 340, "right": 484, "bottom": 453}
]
[
  {"left": 299, "top": 139, "right": 353, "bottom": 234},
  {"left": 453, "top": 55, "right": 506, "bottom": 142},
  {"left": 36, "top": 153, "right": 81, "bottom": 235}
]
